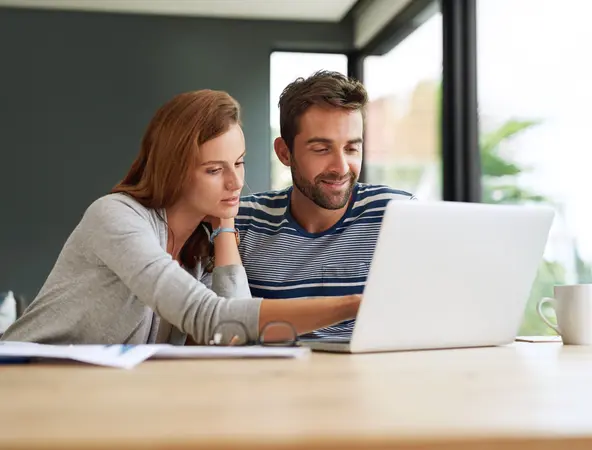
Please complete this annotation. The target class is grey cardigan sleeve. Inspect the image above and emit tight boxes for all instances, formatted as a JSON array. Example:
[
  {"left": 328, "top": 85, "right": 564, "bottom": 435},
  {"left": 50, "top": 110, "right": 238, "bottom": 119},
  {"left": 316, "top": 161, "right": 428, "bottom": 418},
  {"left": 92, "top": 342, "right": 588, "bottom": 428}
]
[
  {"left": 204, "top": 265, "right": 253, "bottom": 299},
  {"left": 84, "top": 197, "right": 262, "bottom": 344}
]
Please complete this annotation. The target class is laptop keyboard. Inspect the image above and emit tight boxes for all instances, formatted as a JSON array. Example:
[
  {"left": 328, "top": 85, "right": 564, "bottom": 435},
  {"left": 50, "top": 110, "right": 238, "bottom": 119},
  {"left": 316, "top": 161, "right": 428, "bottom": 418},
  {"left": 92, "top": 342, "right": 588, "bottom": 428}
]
[
  {"left": 299, "top": 319, "right": 354, "bottom": 343},
  {"left": 300, "top": 334, "right": 352, "bottom": 344}
]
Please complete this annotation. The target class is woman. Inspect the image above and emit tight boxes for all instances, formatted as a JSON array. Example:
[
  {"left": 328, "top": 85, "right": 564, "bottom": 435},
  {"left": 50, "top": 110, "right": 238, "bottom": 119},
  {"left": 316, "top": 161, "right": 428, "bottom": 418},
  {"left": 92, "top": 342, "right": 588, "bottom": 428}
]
[{"left": 1, "top": 90, "right": 360, "bottom": 345}]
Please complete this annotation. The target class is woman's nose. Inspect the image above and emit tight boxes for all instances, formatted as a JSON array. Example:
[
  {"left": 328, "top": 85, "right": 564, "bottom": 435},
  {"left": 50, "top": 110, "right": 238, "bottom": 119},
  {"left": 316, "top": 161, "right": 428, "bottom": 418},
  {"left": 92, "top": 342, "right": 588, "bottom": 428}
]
[{"left": 225, "top": 168, "right": 243, "bottom": 191}]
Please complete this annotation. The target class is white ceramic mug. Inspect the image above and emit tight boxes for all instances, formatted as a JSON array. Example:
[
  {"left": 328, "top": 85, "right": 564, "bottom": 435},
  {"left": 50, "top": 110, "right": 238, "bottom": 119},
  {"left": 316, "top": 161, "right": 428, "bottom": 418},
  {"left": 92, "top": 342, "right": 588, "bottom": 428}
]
[{"left": 537, "top": 284, "right": 592, "bottom": 345}]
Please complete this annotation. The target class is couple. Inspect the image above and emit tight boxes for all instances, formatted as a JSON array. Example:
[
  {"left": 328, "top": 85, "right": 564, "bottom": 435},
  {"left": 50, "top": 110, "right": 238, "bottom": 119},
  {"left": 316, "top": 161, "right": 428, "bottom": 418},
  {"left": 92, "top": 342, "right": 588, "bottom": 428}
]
[{"left": 1, "top": 71, "right": 414, "bottom": 346}]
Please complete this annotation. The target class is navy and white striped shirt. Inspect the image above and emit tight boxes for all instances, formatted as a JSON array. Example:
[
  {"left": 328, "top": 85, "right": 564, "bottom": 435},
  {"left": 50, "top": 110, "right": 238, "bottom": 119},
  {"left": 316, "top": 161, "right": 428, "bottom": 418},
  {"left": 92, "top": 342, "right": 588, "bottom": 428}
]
[{"left": 236, "top": 183, "right": 414, "bottom": 339}]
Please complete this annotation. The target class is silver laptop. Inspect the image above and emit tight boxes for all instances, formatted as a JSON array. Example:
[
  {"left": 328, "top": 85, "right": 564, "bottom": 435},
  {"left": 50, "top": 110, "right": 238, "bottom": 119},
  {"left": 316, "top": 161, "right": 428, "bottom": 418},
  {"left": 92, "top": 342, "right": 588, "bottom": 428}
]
[{"left": 301, "top": 200, "right": 555, "bottom": 353}]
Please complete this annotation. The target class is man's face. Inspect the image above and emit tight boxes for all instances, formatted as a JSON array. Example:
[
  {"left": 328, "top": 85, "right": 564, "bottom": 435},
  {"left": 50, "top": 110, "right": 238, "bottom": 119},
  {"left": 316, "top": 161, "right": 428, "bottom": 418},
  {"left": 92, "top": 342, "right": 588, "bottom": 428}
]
[{"left": 290, "top": 106, "right": 363, "bottom": 210}]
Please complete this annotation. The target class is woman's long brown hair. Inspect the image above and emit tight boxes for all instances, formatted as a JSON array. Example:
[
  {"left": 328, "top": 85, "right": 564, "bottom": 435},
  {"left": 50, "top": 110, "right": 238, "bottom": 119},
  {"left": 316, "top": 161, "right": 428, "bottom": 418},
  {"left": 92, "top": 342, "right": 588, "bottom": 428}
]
[{"left": 112, "top": 90, "right": 241, "bottom": 269}]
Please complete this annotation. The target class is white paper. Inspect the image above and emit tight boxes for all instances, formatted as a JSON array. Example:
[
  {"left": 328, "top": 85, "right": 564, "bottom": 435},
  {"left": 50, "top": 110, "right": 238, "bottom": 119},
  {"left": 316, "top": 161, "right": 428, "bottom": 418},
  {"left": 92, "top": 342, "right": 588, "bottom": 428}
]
[
  {"left": 0, "top": 341, "right": 310, "bottom": 369},
  {"left": 0, "top": 342, "right": 159, "bottom": 369},
  {"left": 149, "top": 344, "right": 310, "bottom": 360}
]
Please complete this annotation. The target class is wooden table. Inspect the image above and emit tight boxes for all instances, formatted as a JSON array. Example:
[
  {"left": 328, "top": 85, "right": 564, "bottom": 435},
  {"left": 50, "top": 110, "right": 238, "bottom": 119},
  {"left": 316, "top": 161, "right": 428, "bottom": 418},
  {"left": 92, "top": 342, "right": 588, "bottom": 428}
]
[{"left": 1, "top": 342, "right": 592, "bottom": 450}]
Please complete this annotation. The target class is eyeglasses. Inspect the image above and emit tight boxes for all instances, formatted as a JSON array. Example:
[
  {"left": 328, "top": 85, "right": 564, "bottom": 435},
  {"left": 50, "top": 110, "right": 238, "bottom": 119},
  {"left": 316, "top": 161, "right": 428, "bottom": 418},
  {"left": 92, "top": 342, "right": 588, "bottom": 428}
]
[{"left": 208, "top": 320, "right": 299, "bottom": 347}]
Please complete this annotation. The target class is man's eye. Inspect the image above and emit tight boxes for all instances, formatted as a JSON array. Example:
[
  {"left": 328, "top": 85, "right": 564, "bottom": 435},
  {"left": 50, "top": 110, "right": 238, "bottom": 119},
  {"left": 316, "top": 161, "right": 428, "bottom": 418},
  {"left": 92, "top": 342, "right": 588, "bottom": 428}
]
[{"left": 313, "top": 148, "right": 329, "bottom": 153}]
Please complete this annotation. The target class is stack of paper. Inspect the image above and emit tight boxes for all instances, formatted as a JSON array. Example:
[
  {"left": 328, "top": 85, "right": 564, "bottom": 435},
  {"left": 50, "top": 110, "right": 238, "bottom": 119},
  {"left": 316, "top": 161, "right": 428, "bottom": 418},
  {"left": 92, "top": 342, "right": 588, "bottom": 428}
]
[{"left": 0, "top": 341, "right": 310, "bottom": 369}]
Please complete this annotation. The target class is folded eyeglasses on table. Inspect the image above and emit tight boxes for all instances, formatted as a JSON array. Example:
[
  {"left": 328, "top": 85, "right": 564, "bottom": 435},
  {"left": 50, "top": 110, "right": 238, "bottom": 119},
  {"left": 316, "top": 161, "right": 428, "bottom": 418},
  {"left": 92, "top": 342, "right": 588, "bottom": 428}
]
[{"left": 208, "top": 320, "right": 299, "bottom": 347}]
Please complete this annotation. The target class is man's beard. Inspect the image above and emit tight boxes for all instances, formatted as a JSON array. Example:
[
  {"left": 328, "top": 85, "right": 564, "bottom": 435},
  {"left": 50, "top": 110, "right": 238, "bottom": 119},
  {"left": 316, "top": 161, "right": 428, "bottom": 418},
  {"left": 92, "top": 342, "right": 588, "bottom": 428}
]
[{"left": 291, "top": 163, "right": 357, "bottom": 210}]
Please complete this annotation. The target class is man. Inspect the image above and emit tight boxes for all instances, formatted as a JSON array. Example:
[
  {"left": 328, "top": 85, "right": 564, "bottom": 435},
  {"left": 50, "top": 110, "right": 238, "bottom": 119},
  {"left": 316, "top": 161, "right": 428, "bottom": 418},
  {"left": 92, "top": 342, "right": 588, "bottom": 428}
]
[{"left": 236, "top": 70, "right": 414, "bottom": 339}]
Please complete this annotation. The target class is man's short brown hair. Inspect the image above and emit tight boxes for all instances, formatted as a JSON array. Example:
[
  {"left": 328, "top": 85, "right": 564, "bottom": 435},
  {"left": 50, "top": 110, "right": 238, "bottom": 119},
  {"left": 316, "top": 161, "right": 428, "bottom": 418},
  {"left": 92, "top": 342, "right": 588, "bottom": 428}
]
[{"left": 278, "top": 70, "right": 368, "bottom": 151}]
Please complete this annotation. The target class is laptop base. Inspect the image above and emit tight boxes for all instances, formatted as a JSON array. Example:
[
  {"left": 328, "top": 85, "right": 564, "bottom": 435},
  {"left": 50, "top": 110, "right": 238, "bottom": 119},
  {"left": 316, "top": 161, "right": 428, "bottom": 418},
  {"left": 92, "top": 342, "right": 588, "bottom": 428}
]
[{"left": 299, "top": 340, "right": 352, "bottom": 353}]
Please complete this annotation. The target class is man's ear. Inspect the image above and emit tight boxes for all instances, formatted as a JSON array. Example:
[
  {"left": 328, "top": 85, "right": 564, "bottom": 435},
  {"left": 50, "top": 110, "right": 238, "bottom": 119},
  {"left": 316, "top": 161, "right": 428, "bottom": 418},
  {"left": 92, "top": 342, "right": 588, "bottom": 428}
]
[{"left": 273, "top": 137, "right": 291, "bottom": 167}]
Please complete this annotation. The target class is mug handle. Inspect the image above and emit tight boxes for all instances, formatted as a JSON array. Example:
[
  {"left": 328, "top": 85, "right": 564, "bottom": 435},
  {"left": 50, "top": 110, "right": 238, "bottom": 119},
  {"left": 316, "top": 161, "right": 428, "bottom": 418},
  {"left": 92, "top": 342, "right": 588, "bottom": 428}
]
[{"left": 536, "top": 297, "right": 561, "bottom": 335}]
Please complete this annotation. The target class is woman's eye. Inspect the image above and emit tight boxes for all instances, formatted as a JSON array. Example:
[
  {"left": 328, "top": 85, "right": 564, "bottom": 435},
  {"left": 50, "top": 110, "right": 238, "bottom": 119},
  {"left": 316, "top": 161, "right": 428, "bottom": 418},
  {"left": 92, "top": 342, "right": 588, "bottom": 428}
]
[
  {"left": 235, "top": 161, "right": 245, "bottom": 167},
  {"left": 207, "top": 168, "right": 222, "bottom": 175}
]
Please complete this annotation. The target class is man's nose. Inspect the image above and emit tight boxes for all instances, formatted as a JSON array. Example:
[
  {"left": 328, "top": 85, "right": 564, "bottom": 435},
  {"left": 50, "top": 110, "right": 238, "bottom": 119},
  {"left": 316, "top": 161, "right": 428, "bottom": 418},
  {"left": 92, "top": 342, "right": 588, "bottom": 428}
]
[{"left": 327, "top": 151, "right": 349, "bottom": 176}]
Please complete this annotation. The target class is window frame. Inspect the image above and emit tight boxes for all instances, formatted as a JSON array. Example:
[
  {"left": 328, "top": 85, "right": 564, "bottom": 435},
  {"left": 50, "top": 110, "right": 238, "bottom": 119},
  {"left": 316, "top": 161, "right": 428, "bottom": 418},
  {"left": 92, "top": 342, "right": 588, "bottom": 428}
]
[{"left": 352, "top": 0, "right": 480, "bottom": 200}]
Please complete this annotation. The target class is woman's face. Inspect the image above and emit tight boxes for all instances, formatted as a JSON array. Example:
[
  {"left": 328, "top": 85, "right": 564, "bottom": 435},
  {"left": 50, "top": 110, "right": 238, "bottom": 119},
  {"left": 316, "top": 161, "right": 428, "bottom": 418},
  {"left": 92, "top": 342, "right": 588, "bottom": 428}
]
[{"left": 181, "top": 123, "right": 246, "bottom": 219}]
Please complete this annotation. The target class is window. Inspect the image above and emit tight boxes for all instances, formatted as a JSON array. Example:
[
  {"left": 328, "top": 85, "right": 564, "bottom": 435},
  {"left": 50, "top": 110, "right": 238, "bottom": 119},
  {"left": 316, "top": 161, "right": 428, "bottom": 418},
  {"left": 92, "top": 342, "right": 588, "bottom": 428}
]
[
  {"left": 478, "top": 0, "right": 592, "bottom": 335},
  {"left": 269, "top": 52, "right": 348, "bottom": 190},
  {"left": 363, "top": 13, "right": 442, "bottom": 200}
]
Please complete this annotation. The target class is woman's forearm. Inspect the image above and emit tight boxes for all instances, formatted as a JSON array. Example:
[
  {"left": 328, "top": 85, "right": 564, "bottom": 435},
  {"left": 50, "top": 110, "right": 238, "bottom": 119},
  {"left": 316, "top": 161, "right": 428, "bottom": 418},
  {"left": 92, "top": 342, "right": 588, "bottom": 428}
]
[
  {"left": 212, "top": 218, "right": 242, "bottom": 267},
  {"left": 258, "top": 295, "right": 361, "bottom": 340}
]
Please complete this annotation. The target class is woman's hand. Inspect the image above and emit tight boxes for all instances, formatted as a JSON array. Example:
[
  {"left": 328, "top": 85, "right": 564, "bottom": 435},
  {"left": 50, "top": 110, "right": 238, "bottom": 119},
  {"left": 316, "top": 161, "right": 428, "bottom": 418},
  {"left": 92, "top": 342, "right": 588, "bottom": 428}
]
[
  {"left": 204, "top": 216, "right": 240, "bottom": 267},
  {"left": 203, "top": 216, "right": 234, "bottom": 230},
  {"left": 258, "top": 294, "right": 362, "bottom": 341}
]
